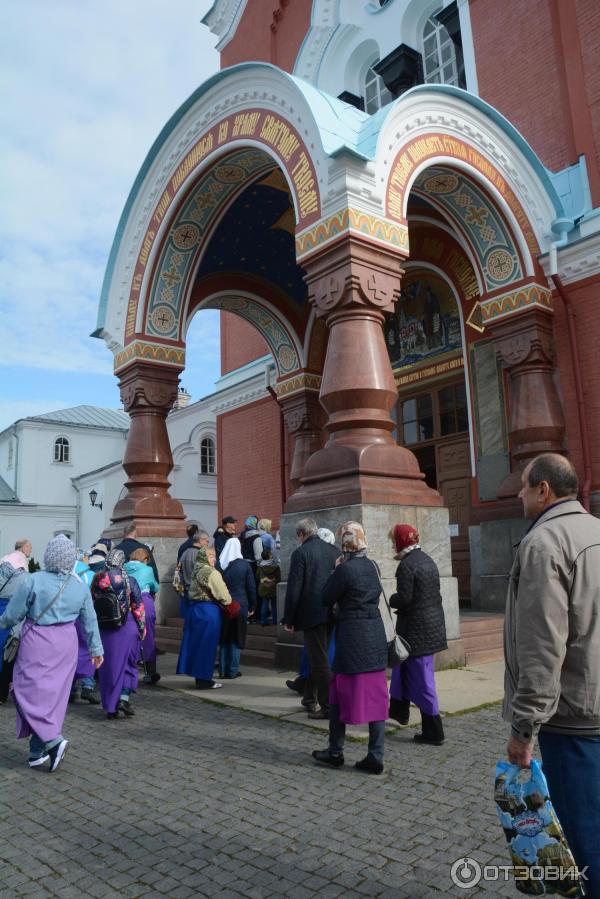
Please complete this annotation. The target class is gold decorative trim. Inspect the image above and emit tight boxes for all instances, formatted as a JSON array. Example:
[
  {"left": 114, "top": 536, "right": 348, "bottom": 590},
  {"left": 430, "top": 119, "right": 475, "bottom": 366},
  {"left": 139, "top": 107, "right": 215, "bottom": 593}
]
[
  {"left": 115, "top": 341, "right": 185, "bottom": 373},
  {"left": 480, "top": 283, "right": 552, "bottom": 323},
  {"left": 295, "top": 208, "right": 409, "bottom": 260},
  {"left": 275, "top": 372, "right": 322, "bottom": 398}
]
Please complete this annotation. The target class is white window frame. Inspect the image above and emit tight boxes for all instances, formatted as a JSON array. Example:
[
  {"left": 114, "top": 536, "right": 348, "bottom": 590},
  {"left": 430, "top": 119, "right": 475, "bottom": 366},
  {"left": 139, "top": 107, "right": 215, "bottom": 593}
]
[
  {"left": 54, "top": 436, "right": 70, "bottom": 464},
  {"left": 200, "top": 436, "right": 216, "bottom": 475},
  {"left": 422, "top": 10, "right": 459, "bottom": 86},
  {"left": 364, "top": 58, "right": 393, "bottom": 114}
]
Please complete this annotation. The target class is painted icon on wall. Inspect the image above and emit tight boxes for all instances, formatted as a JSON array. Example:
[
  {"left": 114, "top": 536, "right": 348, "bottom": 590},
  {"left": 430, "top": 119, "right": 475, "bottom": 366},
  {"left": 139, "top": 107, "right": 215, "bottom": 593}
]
[{"left": 384, "top": 272, "right": 462, "bottom": 368}]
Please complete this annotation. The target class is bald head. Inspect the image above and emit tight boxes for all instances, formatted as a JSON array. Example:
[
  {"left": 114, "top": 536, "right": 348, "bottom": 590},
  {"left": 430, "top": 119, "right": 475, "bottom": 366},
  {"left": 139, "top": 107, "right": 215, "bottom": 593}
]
[{"left": 520, "top": 453, "right": 578, "bottom": 519}]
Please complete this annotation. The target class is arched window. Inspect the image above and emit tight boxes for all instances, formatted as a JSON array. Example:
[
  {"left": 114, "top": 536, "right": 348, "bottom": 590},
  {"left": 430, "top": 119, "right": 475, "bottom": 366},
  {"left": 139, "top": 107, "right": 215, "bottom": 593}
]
[
  {"left": 200, "top": 437, "right": 216, "bottom": 475},
  {"left": 54, "top": 436, "right": 70, "bottom": 463},
  {"left": 422, "top": 11, "right": 459, "bottom": 85},
  {"left": 364, "top": 60, "right": 393, "bottom": 114}
]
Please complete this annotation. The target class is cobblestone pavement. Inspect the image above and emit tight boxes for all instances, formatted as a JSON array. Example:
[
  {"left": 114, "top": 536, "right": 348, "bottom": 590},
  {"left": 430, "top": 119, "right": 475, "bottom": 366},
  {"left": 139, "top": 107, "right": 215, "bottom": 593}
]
[{"left": 0, "top": 687, "right": 515, "bottom": 898}]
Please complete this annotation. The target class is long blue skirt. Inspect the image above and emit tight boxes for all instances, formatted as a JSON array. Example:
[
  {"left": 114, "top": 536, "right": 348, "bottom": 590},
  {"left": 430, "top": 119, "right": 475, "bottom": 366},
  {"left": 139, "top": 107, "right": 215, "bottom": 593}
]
[{"left": 177, "top": 601, "right": 221, "bottom": 680}]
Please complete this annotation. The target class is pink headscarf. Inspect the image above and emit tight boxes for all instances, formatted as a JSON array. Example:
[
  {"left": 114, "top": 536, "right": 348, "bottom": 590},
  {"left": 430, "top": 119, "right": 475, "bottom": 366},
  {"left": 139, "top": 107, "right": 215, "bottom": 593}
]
[{"left": 1, "top": 551, "right": 28, "bottom": 570}]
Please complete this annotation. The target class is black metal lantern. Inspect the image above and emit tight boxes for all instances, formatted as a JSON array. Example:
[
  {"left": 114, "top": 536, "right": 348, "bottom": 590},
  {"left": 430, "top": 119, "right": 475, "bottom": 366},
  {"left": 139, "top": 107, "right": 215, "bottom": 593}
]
[{"left": 89, "top": 489, "right": 102, "bottom": 510}]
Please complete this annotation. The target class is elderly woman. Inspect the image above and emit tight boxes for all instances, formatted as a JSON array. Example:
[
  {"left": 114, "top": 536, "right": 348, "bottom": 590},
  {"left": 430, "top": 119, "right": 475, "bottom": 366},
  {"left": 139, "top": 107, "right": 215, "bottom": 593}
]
[
  {"left": 312, "top": 522, "right": 388, "bottom": 775},
  {"left": 93, "top": 549, "right": 145, "bottom": 719},
  {"left": 177, "top": 547, "right": 232, "bottom": 690},
  {"left": 0, "top": 550, "right": 30, "bottom": 703},
  {"left": 219, "top": 537, "right": 256, "bottom": 678},
  {"left": 0, "top": 535, "right": 103, "bottom": 771},
  {"left": 124, "top": 548, "right": 160, "bottom": 685},
  {"left": 388, "top": 524, "right": 447, "bottom": 746}
]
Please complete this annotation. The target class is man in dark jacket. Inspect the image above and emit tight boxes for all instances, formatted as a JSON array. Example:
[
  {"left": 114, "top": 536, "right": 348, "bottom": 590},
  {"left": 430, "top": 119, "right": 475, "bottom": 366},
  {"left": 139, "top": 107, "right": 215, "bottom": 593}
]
[
  {"left": 115, "top": 524, "right": 159, "bottom": 580},
  {"left": 213, "top": 516, "right": 237, "bottom": 567},
  {"left": 283, "top": 517, "right": 338, "bottom": 718},
  {"left": 177, "top": 523, "right": 200, "bottom": 561}
]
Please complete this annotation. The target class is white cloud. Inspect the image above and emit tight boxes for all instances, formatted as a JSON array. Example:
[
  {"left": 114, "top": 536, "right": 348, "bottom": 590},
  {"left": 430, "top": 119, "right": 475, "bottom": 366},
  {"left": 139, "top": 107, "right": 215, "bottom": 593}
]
[{"left": 0, "top": 0, "right": 219, "bottom": 381}]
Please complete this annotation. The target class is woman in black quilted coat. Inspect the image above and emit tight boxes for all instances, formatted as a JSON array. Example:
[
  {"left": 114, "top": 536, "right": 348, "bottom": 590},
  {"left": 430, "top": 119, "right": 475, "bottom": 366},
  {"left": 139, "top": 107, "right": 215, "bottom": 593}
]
[
  {"left": 312, "top": 521, "right": 388, "bottom": 775},
  {"left": 388, "top": 524, "right": 447, "bottom": 745}
]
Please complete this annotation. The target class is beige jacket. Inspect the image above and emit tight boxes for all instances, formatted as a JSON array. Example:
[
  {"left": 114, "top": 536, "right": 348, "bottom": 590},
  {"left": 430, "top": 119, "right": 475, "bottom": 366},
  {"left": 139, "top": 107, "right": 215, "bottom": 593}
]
[{"left": 503, "top": 499, "right": 600, "bottom": 741}]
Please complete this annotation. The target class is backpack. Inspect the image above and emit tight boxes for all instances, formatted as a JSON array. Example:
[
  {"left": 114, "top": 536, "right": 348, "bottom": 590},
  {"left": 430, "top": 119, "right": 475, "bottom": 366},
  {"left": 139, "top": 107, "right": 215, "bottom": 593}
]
[{"left": 92, "top": 572, "right": 128, "bottom": 629}]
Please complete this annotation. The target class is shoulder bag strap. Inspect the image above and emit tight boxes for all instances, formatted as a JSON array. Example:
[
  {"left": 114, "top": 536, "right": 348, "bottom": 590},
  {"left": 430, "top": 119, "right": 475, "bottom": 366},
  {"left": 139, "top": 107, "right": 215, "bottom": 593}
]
[
  {"left": 33, "top": 574, "right": 71, "bottom": 624},
  {"left": 369, "top": 558, "right": 395, "bottom": 629}
]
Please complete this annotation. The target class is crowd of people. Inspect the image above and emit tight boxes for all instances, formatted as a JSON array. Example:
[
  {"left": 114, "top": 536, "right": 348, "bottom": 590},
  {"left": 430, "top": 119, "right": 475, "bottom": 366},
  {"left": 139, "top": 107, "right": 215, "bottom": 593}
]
[
  {"left": 0, "top": 509, "right": 449, "bottom": 776},
  {"left": 0, "top": 452, "right": 598, "bottom": 892}
]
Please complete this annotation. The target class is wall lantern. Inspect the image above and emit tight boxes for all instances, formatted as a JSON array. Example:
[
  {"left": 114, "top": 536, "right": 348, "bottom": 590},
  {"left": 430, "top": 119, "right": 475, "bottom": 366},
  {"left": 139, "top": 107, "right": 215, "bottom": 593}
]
[{"left": 89, "top": 489, "right": 102, "bottom": 511}]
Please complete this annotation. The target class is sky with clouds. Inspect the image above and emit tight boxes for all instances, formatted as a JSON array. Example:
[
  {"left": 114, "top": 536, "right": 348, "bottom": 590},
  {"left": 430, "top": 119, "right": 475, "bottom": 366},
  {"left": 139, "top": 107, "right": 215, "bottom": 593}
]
[{"left": 0, "top": 0, "right": 222, "bottom": 432}]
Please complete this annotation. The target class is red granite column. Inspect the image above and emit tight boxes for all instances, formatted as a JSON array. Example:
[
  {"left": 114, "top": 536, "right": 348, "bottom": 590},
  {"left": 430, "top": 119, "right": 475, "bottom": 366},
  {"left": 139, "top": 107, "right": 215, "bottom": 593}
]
[
  {"left": 285, "top": 236, "right": 440, "bottom": 511},
  {"left": 110, "top": 361, "right": 186, "bottom": 536},
  {"left": 280, "top": 387, "right": 326, "bottom": 491},
  {"left": 493, "top": 309, "right": 566, "bottom": 497}
]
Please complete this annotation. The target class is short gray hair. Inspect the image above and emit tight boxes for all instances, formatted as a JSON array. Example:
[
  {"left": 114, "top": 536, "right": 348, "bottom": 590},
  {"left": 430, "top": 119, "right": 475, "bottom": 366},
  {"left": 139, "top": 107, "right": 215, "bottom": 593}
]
[
  {"left": 296, "top": 517, "right": 318, "bottom": 538},
  {"left": 195, "top": 530, "right": 210, "bottom": 544}
]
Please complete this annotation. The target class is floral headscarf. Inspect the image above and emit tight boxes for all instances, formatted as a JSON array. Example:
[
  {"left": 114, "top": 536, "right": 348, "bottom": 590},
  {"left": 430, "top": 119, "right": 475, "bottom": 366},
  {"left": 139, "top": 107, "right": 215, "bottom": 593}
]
[
  {"left": 106, "top": 549, "right": 126, "bottom": 569},
  {"left": 336, "top": 521, "right": 367, "bottom": 556},
  {"left": 245, "top": 515, "right": 258, "bottom": 529},
  {"left": 317, "top": 528, "right": 335, "bottom": 545},
  {"left": 257, "top": 518, "right": 271, "bottom": 533},
  {"left": 192, "top": 546, "right": 214, "bottom": 592},
  {"left": 44, "top": 535, "right": 77, "bottom": 574}
]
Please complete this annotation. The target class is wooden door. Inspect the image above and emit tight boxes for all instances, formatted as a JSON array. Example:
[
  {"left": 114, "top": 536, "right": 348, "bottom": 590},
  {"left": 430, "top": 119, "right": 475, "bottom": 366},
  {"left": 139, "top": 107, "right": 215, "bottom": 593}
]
[{"left": 437, "top": 438, "right": 471, "bottom": 603}]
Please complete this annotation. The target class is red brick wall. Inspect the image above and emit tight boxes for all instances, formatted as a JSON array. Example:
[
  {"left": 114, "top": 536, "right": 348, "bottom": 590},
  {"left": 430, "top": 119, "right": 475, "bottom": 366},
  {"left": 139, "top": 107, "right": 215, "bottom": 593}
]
[
  {"left": 221, "top": 0, "right": 312, "bottom": 73},
  {"left": 576, "top": 0, "right": 600, "bottom": 203},
  {"left": 470, "top": 0, "right": 572, "bottom": 173},
  {"left": 217, "top": 396, "right": 285, "bottom": 527},
  {"left": 220, "top": 312, "right": 270, "bottom": 375},
  {"left": 553, "top": 275, "right": 600, "bottom": 489}
]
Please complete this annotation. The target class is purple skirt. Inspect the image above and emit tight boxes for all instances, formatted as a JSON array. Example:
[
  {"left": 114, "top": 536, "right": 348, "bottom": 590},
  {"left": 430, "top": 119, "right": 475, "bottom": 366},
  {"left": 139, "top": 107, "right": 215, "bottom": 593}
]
[
  {"left": 97, "top": 615, "right": 140, "bottom": 713},
  {"left": 140, "top": 593, "right": 156, "bottom": 664},
  {"left": 13, "top": 620, "right": 77, "bottom": 742},
  {"left": 390, "top": 655, "right": 439, "bottom": 716},
  {"left": 329, "top": 670, "right": 389, "bottom": 725},
  {"left": 75, "top": 619, "right": 95, "bottom": 680}
]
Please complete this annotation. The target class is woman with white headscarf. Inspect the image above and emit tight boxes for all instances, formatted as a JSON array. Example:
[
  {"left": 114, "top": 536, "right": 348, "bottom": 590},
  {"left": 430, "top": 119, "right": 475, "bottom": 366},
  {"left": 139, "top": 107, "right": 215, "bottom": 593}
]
[
  {"left": 0, "top": 535, "right": 103, "bottom": 771},
  {"left": 219, "top": 537, "right": 256, "bottom": 679}
]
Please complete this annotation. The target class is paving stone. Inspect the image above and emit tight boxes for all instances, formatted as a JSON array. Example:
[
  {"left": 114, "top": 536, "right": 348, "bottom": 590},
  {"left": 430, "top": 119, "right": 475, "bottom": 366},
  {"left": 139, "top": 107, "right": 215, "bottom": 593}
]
[{"left": 0, "top": 693, "right": 509, "bottom": 897}]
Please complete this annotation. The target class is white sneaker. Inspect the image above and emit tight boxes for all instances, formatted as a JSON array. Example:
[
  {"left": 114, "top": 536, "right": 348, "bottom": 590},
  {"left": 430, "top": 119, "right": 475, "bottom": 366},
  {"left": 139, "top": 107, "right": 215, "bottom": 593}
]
[
  {"left": 28, "top": 753, "right": 50, "bottom": 768},
  {"left": 48, "top": 739, "right": 69, "bottom": 773}
]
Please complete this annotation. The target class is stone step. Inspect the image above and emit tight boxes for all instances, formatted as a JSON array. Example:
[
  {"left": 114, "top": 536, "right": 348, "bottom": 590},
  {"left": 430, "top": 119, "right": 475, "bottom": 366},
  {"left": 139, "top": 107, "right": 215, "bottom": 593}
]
[
  {"left": 459, "top": 613, "right": 504, "bottom": 635},
  {"left": 465, "top": 647, "right": 504, "bottom": 665},
  {"left": 166, "top": 617, "right": 184, "bottom": 628},
  {"left": 155, "top": 638, "right": 181, "bottom": 654},
  {"left": 240, "top": 648, "right": 275, "bottom": 667},
  {"left": 461, "top": 630, "right": 504, "bottom": 651},
  {"left": 155, "top": 625, "right": 183, "bottom": 641},
  {"left": 245, "top": 633, "right": 277, "bottom": 653}
]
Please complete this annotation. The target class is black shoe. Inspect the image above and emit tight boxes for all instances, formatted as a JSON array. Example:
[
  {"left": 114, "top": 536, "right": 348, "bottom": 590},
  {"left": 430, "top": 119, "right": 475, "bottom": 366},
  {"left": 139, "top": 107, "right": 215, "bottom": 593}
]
[
  {"left": 107, "top": 711, "right": 119, "bottom": 719},
  {"left": 226, "top": 672, "right": 242, "bottom": 679},
  {"left": 414, "top": 713, "right": 445, "bottom": 745},
  {"left": 355, "top": 754, "right": 384, "bottom": 775},
  {"left": 48, "top": 739, "right": 69, "bottom": 773},
  {"left": 142, "top": 672, "right": 161, "bottom": 686},
  {"left": 389, "top": 698, "right": 410, "bottom": 725},
  {"left": 312, "top": 749, "right": 344, "bottom": 768},
  {"left": 307, "top": 708, "right": 329, "bottom": 720},
  {"left": 117, "top": 700, "right": 135, "bottom": 717},
  {"left": 81, "top": 688, "right": 100, "bottom": 704},
  {"left": 286, "top": 678, "right": 305, "bottom": 695}
]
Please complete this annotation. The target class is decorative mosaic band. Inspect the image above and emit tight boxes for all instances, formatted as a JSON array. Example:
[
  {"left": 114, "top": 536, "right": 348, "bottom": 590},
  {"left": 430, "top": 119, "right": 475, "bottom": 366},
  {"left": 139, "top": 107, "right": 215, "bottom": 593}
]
[
  {"left": 480, "top": 283, "right": 552, "bottom": 323},
  {"left": 295, "top": 208, "right": 409, "bottom": 261},
  {"left": 275, "top": 372, "right": 322, "bottom": 398},
  {"left": 114, "top": 340, "right": 185, "bottom": 373}
]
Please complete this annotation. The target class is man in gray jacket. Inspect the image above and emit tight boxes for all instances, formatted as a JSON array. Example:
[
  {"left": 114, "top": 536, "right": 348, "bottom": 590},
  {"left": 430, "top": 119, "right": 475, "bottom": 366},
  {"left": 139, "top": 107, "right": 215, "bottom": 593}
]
[{"left": 504, "top": 452, "right": 600, "bottom": 892}]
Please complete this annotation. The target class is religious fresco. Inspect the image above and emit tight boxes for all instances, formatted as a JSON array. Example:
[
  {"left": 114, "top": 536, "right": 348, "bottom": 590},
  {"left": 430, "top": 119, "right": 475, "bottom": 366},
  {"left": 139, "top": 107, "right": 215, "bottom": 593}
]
[{"left": 384, "top": 273, "right": 462, "bottom": 369}]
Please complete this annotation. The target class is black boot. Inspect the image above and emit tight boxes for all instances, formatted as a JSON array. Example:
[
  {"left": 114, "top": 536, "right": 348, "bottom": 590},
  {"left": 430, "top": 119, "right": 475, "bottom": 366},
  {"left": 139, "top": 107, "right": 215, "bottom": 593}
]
[
  {"left": 414, "top": 713, "right": 445, "bottom": 746},
  {"left": 389, "top": 698, "right": 410, "bottom": 725}
]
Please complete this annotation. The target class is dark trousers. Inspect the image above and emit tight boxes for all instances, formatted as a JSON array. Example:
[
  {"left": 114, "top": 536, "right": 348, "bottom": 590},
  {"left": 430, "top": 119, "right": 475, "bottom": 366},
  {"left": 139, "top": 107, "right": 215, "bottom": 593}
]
[
  {"left": 329, "top": 703, "right": 385, "bottom": 763},
  {"left": 303, "top": 624, "right": 330, "bottom": 711},
  {"left": 538, "top": 731, "right": 600, "bottom": 897},
  {"left": 0, "top": 658, "right": 14, "bottom": 703}
]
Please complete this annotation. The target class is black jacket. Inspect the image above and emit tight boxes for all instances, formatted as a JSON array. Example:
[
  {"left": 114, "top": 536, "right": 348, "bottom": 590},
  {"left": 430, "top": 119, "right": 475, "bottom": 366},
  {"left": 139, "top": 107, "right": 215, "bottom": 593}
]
[
  {"left": 323, "top": 556, "right": 387, "bottom": 674},
  {"left": 390, "top": 548, "right": 447, "bottom": 657},
  {"left": 222, "top": 558, "right": 257, "bottom": 614},
  {"left": 115, "top": 538, "right": 159, "bottom": 581},
  {"left": 283, "top": 535, "right": 338, "bottom": 631}
]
